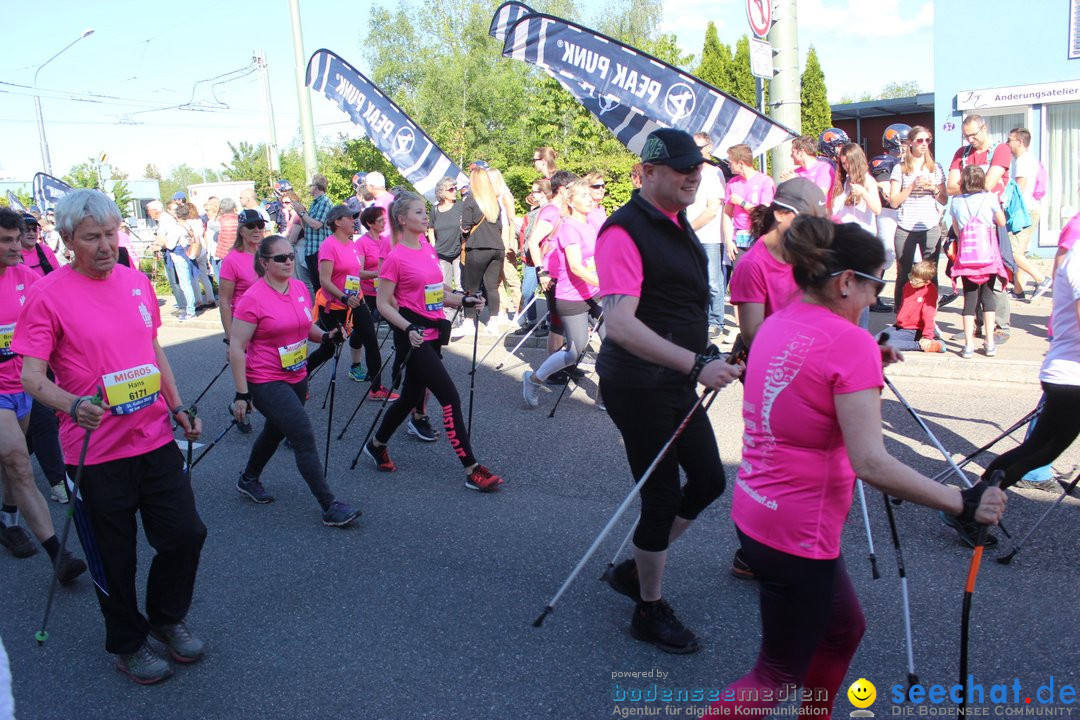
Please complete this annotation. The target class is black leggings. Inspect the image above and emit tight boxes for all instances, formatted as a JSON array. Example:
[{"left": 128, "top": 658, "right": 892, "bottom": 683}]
[
  {"left": 307, "top": 305, "right": 385, "bottom": 387},
  {"left": 599, "top": 381, "right": 725, "bottom": 552},
  {"left": 462, "top": 247, "right": 503, "bottom": 320},
  {"left": 984, "top": 382, "right": 1080, "bottom": 489},
  {"left": 961, "top": 276, "right": 997, "bottom": 316},
  {"left": 375, "top": 333, "right": 476, "bottom": 467}
]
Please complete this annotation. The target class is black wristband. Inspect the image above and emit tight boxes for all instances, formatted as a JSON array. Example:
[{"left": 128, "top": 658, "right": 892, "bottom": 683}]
[
  {"left": 223, "top": 338, "right": 230, "bottom": 345},
  {"left": 234, "top": 392, "right": 252, "bottom": 403},
  {"left": 406, "top": 324, "right": 423, "bottom": 336},
  {"left": 687, "top": 352, "right": 717, "bottom": 386},
  {"left": 959, "top": 481, "right": 989, "bottom": 524}
]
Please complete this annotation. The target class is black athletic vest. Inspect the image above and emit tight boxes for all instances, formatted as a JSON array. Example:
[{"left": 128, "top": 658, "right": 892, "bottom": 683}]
[{"left": 597, "top": 192, "right": 710, "bottom": 388}]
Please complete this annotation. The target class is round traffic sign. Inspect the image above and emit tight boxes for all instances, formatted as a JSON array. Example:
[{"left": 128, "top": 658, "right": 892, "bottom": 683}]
[{"left": 746, "top": 0, "right": 772, "bottom": 39}]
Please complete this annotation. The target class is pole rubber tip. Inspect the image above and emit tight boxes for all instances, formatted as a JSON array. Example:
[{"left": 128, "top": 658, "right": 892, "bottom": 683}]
[
  {"left": 532, "top": 607, "right": 553, "bottom": 627},
  {"left": 34, "top": 630, "right": 48, "bottom": 645}
]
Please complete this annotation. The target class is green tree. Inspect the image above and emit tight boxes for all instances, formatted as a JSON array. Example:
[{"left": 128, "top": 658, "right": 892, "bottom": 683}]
[
  {"left": 696, "top": 22, "right": 733, "bottom": 91},
  {"left": 63, "top": 158, "right": 103, "bottom": 189},
  {"left": 730, "top": 36, "right": 759, "bottom": 107},
  {"left": 220, "top": 142, "right": 271, "bottom": 197},
  {"left": 160, "top": 163, "right": 210, "bottom": 203},
  {"left": 800, "top": 46, "right": 831, "bottom": 140},
  {"left": 144, "top": 163, "right": 162, "bottom": 180},
  {"left": 879, "top": 80, "right": 920, "bottom": 99},
  {"left": 109, "top": 179, "right": 133, "bottom": 216}
]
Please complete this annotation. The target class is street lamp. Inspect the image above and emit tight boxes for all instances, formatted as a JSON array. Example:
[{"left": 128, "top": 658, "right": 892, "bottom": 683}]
[{"left": 33, "top": 28, "right": 94, "bottom": 175}]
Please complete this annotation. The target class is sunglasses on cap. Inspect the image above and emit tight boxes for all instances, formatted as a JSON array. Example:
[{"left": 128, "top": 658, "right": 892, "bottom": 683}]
[
  {"left": 244, "top": 221, "right": 266, "bottom": 230},
  {"left": 261, "top": 252, "right": 296, "bottom": 263}
]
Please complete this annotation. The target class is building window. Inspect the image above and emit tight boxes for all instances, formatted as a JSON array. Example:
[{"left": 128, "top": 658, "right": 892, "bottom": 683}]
[
  {"left": 1045, "top": 102, "right": 1080, "bottom": 240},
  {"left": 1071, "top": 0, "right": 1080, "bottom": 59}
]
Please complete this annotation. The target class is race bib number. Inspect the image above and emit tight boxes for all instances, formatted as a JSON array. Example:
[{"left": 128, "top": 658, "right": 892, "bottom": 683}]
[
  {"left": 344, "top": 275, "right": 361, "bottom": 294},
  {"left": 372, "top": 277, "right": 379, "bottom": 289},
  {"left": 424, "top": 282, "right": 444, "bottom": 312},
  {"left": 102, "top": 363, "right": 161, "bottom": 415},
  {"left": 0, "top": 323, "right": 14, "bottom": 358},
  {"left": 278, "top": 340, "right": 308, "bottom": 372},
  {"left": 735, "top": 231, "right": 753, "bottom": 249}
]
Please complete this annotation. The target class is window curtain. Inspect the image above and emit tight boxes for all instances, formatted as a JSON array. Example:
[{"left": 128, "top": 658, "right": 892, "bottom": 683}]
[{"left": 1046, "top": 102, "right": 1080, "bottom": 240}]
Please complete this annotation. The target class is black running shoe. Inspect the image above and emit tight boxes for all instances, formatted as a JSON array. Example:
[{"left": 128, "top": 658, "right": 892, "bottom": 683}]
[
  {"left": 940, "top": 511, "right": 998, "bottom": 549},
  {"left": 730, "top": 549, "right": 755, "bottom": 580},
  {"left": 236, "top": 476, "right": 275, "bottom": 504},
  {"left": 603, "top": 558, "right": 641, "bottom": 602},
  {"left": 407, "top": 414, "right": 438, "bottom": 442},
  {"left": 630, "top": 598, "right": 701, "bottom": 654},
  {"left": 0, "top": 523, "right": 37, "bottom": 558},
  {"left": 363, "top": 440, "right": 396, "bottom": 471},
  {"left": 55, "top": 550, "right": 87, "bottom": 585}
]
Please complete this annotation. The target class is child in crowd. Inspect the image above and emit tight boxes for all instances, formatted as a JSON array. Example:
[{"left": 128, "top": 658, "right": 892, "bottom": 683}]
[{"left": 884, "top": 260, "right": 945, "bottom": 352}]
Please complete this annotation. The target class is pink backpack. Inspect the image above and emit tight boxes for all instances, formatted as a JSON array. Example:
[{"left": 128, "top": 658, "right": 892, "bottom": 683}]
[
  {"left": 955, "top": 195, "right": 997, "bottom": 270},
  {"left": 1032, "top": 162, "right": 1048, "bottom": 201}
]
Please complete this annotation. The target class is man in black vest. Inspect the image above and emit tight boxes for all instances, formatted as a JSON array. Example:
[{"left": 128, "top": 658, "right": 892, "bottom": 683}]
[{"left": 595, "top": 129, "right": 743, "bottom": 654}]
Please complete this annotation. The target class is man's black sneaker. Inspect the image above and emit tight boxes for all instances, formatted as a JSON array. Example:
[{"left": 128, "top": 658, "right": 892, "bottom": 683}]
[
  {"left": 236, "top": 476, "right": 275, "bottom": 504},
  {"left": 115, "top": 642, "right": 173, "bottom": 685},
  {"left": 940, "top": 511, "right": 998, "bottom": 549},
  {"left": 938, "top": 292, "right": 958, "bottom": 308},
  {"left": 869, "top": 300, "right": 893, "bottom": 313},
  {"left": 511, "top": 323, "right": 535, "bottom": 336},
  {"left": 630, "top": 598, "right": 701, "bottom": 654},
  {"left": 730, "top": 549, "right": 755, "bottom": 580},
  {"left": 55, "top": 550, "right": 87, "bottom": 585},
  {"left": 546, "top": 370, "right": 570, "bottom": 385},
  {"left": 603, "top": 558, "right": 641, "bottom": 602},
  {"left": 149, "top": 621, "right": 205, "bottom": 663},
  {"left": 533, "top": 326, "right": 549, "bottom": 338},
  {"left": 0, "top": 523, "right": 37, "bottom": 558},
  {"left": 407, "top": 414, "right": 438, "bottom": 442}
]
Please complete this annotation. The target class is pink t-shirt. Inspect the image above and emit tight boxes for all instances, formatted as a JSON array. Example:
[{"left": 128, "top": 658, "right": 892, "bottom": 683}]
[
  {"left": 586, "top": 206, "right": 607, "bottom": 234},
  {"left": 13, "top": 265, "right": 173, "bottom": 465},
  {"left": 795, "top": 160, "right": 836, "bottom": 196},
  {"left": 1060, "top": 212, "right": 1080, "bottom": 252},
  {"left": 219, "top": 250, "right": 258, "bottom": 311},
  {"left": 0, "top": 264, "right": 39, "bottom": 393},
  {"left": 233, "top": 278, "right": 314, "bottom": 385},
  {"left": 118, "top": 230, "right": 140, "bottom": 265},
  {"left": 21, "top": 244, "right": 60, "bottom": 278},
  {"left": 380, "top": 239, "right": 444, "bottom": 341},
  {"left": 732, "top": 302, "right": 883, "bottom": 560},
  {"left": 317, "top": 237, "right": 364, "bottom": 309},
  {"left": 595, "top": 209, "right": 683, "bottom": 299},
  {"left": 373, "top": 192, "right": 394, "bottom": 243},
  {"left": 728, "top": 173, "right": 777, "bottom": 232},
  {"left": 729, "top": 240, "right": 801, "bottom": 317},
  {"left": 357, "top": 232, "right": 381, "bottom": 296},
  {"left": 555, "top": 216, "right": 599, "bottom": 302}
]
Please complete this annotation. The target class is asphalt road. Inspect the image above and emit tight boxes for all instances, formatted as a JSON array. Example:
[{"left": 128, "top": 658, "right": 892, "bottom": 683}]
[{"left": 3, "top": 322, "right": 1078, "bottom": 719}]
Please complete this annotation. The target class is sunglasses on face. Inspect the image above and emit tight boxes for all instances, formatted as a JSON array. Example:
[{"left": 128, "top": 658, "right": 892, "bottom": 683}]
[
  {"left": 832, "top": 269, "right": 887, "bottom": 295},
  {"left": 262, "top": 252, "right": 296, "bottom": 263},
  {"left": 590, "top": 183, "right": 605, "bottom": 189},
  {"left": 912, "top": 137, "right": 932, "bottom": 144},
  {"left": 244, "top": 221, "right": 266, "bottom": 230}
]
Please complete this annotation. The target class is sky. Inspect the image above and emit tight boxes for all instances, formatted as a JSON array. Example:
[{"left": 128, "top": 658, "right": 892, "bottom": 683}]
[{"left": 0, "top": 0, "right": 934, "bottom": 183}]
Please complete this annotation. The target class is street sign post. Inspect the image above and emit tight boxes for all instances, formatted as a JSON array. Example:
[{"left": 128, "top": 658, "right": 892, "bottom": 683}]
[
  {"left": 749, "top": 37, "right": 773, "bottom": 79},
  {"left": 746, "top": 0, "right": 773, "bottom": 39}
]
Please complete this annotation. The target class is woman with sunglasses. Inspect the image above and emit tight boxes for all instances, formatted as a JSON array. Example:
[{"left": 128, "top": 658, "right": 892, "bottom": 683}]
[
  {"left": 888, "top": 125, "right": 946, "bottom": 310},
  {"left": 361, "top": 191, "right": 504, "bottom": 492},
  {"left": 586, "top": 173, "right": 608, "bottom": 233},
  {"left": 306, "top": 205, "right": 396, "bottom": 399},
  {"left": 712, "top": 217, "right": 1005, "bottom": 717},
  {"left": 427, "top": 177, "right": 462, "bottom": 292},
  {"left": 228, "top": 234, "right": 361, "bottom": 527},
  {"left": 219, "top": 210, "right": 264, "bottom": 348}
]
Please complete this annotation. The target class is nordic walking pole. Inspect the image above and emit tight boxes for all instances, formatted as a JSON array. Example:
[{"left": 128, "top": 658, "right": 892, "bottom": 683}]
[
  {"left": 323, "top": 341, "right": 346, "bottom": 478},
  {"left": 997, "top": 465, "right": 1080, "bottom": 565},
  {"left": 190, "top": 419, "right": 238, "bottom": 468},
  {"left": 601, "top": 519, "right": 639, "bottom": 579},
  {"left": 884, "top": 376, "right": 1012, "bottom": 538},
  {"left": 928, "top": 403, "right": 1043, "bottom": 484},
  {"left": 183, "top": 405, "right": 197, "bottom": 480},
  {"left": 959, "top": 471, "right": 1005, "bottom": 717},
  {"left": 36, "top": 391, "right": 100, "bottom": 646},
  {"left": 856, "top": 479, "right": 880, "bottom": 579},
  {"left": 351, "top": 345, "right": 415, "bottom": 469},
  {"left": 192, "top": 363, "right": 228, "bottom": 406},
  {"left": 336, "top": 350, "right": 397, "bottom": 440},
  {"left": 321, "top": 325, "right": 347, "bottom": 410},
  {"left": 534, "top": 388, "right": 720, "bottom": 627},
  {"left": 495, "top": 311, "right": 549, "bottom": 370},
  {"left": 466, "top": 292, "right": 482, "bottom": 438},
  {"left": 882, "top": 492, "right": 918, "bottom": 689},
  {"left": 475, "top": 294, "right": 541, "bottom": 369},
  {"left": 548, "top": 316, "right": 604, "bottom": 419}
]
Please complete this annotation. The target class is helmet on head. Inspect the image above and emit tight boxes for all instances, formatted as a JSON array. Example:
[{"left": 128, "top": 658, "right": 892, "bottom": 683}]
[
  {"left": 818, "top": 128, "right": 850, "bottom": 159},
  {"left": 882, "top": 124, "right": 911, "bottom": 157},
  {"left": 273, "top": 180, "right": 292, "bottom": 196},
  {"left": 868, "top": 154, "right": 898, "bottom": 184},
  {"left": 351, "top": 172, "right": 367, "bottom": 188}
]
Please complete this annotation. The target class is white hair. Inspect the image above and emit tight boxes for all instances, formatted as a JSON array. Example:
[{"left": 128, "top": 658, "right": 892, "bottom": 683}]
[
  {"left": 366, "top": 171, "right": 386, "bottom": 189},
  {"left": 146, "top": 200, "right": 164, "bottom": 213}
]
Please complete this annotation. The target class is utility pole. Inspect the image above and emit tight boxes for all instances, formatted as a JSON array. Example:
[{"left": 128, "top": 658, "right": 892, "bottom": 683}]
[
  {"left": 254, "top": 50, "right": 280, "bottom": 178},
  {"left": 768, "top": 0, "right": 800, "bottom": 179},
  {"left": 289, "top": 0, "right": 318, "bottom": 183}
]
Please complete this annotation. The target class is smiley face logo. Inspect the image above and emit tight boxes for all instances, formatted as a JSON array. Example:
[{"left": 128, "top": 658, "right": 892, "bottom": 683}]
[{"left": 847, "top": 678, "right": 876, "bottom": 709}]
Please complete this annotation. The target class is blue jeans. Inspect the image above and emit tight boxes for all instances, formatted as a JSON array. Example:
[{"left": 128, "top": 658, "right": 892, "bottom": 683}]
[
  {"left": 520, "top": 265, "right": 539, "bottom": 324},
  {"left": 703, "top": 243, "right": 726, "bottom": 329},
  {"left": 168, "top": 249, "right": 196, "bottom": 316}
]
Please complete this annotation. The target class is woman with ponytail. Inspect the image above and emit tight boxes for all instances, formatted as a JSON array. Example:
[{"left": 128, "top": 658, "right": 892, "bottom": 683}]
[{"left": 712, "top": 217, "right": 1005, "bottom": 717}]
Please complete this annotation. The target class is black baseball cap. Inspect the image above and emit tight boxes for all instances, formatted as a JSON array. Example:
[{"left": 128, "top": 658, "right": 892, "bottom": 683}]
[
  {"left": 326, "top": 204, "right": 360, "bottom": 224},
  {"left": 237, "top": 209, "right": 265, "bottom": 226},
  {"left": 773, "top": 178, "right": 827, "bottom": 216},
  {"left": 640, "top": 129, "right": 706, "bottom": 172}
]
